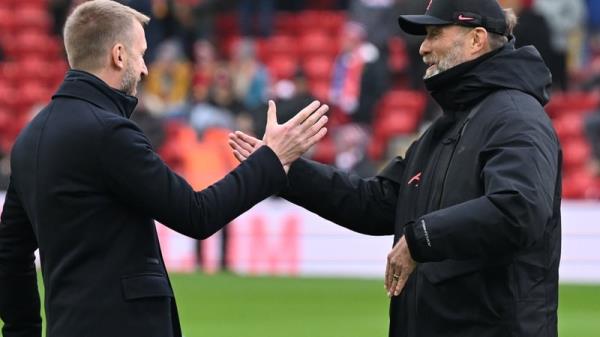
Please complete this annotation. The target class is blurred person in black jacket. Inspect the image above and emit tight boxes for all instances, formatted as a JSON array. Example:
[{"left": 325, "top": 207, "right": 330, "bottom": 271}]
[{"left": 0, "top": 1, "right": 330, "bottom": 337}]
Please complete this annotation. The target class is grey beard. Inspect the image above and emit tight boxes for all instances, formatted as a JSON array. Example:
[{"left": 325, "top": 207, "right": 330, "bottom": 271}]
[
  {"left": 120, "top": 66, "right": 138, "bottom": 96},
  {"left": 423, "top": 42, "right": 466, "bottom": 79}
]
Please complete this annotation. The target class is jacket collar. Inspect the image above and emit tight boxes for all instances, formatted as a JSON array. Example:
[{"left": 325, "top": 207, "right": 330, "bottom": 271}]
[
  {"left": 424, "top": 44, "right": 502, "bottom": 113},
  {"left": 53, "top": 70, "right": 138, "bottom": 118}
]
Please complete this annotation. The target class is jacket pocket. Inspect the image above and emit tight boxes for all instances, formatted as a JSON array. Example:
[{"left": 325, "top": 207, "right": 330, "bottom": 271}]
[
  {"left": 420, "top": 260, "right": 484, "bottom": 284},
  {"left": 121, "top": 273, "right": 174, "bottom": 300}
]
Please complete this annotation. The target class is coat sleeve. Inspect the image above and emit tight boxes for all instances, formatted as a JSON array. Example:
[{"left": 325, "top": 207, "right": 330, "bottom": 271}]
[
  {"left": 99, "top": 118, "right": 287, "bottom": 240},
  {"left": 280, "top": 157, "right": 403, "bottom": 236},
  {"left": 0, "top": 179, "right": 42, "bottom": 337},
  {"left": 404, "top": 114, "right": 560, "bottom": 262}
]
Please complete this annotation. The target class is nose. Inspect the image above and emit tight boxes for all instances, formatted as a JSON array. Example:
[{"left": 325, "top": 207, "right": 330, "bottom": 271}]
[{"left": 419, "top": 38, "right": 430, "bottom": 57}]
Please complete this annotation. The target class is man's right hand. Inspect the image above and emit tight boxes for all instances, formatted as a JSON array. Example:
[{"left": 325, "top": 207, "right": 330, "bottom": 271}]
[{"left": 229, "top": 100, "right": 328, "bottom": 172}]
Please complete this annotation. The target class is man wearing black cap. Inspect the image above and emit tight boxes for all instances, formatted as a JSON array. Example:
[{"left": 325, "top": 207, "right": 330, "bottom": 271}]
[{"left": 229, "top": 1, "right": 561, "bottom": 336}]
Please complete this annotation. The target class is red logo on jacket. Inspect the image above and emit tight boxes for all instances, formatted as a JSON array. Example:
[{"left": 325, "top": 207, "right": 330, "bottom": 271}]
[{"left": 408, "top": 172, "right": 422, "bottom": 186}]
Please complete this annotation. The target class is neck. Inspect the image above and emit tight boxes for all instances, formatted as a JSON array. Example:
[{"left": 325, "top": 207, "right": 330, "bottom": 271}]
[{"left": 88, "top": 67, "right": 122, "bottom": 92}]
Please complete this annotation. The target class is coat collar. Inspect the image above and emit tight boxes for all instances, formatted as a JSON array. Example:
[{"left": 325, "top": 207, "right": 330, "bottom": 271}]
[{"left": 53, "top": 70, "right": 138, "bottom": 118}]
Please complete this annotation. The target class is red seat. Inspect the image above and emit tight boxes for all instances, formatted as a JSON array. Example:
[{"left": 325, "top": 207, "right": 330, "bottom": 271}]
[
  {"left": 553, "top": 112, "right": 583, "bottom": 141},
  {"left": 308, "top": 79, "right": 331, "bottom": 102},
  {"left": 0, "top": 80, "right": 18, "bottom": 111},
  {"left": 299, "top": 30, "right": 338, "bottom": 57},
  {"left": 376, "top": 90, "right": 427, "bottom": 120},
  {"left": 15, "top": 6, "right": 53, "bottom": 33},
  {"left": 562, "top": 169, "right": 597, "bottom": 199},
  {"left": 0, "top": 8, "right": 16, "bottom": 38},
  {"left": 373, "top": 108, "right": 420, "bottom": 140},
  {"left": 13, "top": 31, "right": 61, "bottom": 58},
  {"left": 546, "top": 91, "right": 600, "bottom": 118},
  {"left": 19, "top": 56, "right": 53, "bottom": 84},
  {"left": 274, "top": 13, "right": 298, "bottom": 35},
  {"left": 265, "top": 34, "right": 298, "bottom": 58},
  {"left": 16, "top": 81, "right": 53, "bottom": 112},
  {"left": 266, "top": 55, "right": 298, "bottom": 80},
  {"left": 6, "top": 0, "right": 47, "bottom": 10},
  {"left": 216, "top": 13, "right": 239, "bottom": 36},
  {"left": 388, "top": 37, "right": 409, "bottom": 73},
  {"left": 297, "top": 10, "right": 346, "bottom": 34},
  {"left": 562, "top": 138, "right": 591, "bottom": 171},
  {"left": 310, "top": 134, "right": 335, "bottom": 164},
  {"left": 0, "top": 108, "right": 10, "bottom": 133},
  {"left": 303, "top": 55, "right": 333, "bottom": 81}
]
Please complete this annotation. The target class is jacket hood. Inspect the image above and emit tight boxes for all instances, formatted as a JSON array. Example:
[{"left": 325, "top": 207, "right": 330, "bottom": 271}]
[
  {"left": 424, "top": 39, "right": 552, "bottom": 112},
  {"left": 53, "top": 70, "right": 138, "bottom": 119}
]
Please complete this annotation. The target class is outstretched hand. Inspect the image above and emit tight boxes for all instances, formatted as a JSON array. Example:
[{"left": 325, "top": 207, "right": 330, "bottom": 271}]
[
  {"left": 228, "top": 131, "right": 262, "bottom": 162},
  {"left": 228, "top": 100, "right": 329, "bottom": 173}
]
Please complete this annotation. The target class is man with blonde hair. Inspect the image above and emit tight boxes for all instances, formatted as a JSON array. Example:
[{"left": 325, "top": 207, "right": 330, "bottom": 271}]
[
  {"left": 230, "top": 0, "right": 561, "bottom": 336},
  {"left": 0, "top": 1, "right": 329, "bottom": 336}
]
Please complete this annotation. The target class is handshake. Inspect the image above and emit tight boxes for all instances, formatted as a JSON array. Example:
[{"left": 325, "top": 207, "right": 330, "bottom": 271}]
[{"left": 228, "top": 100, "right": 329, "bottom": 173}]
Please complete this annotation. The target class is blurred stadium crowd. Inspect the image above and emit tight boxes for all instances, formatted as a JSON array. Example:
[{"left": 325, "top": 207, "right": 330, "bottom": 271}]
[{"left": 0, "top": 0, "right": 599, "bottom": 199}]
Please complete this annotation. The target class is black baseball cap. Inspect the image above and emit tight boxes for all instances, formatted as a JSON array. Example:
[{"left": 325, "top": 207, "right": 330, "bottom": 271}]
[{"left": 398, "top": 0, "right": 508, "bottom": 36}]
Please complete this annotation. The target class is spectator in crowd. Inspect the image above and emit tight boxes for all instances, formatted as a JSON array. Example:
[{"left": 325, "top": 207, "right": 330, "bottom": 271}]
[
  {"left": 230, "top": 1, "right": 562, "bottom": 336},
  {"left": 189, "top": 64, "right": 243, "bottom": 136},
  {"left": 49, "top": 0, "right": 73, "bottom": 36},
  {"left": 253, "top": 69, "right": 317, "bottom": 138},
  {"left": 349, "top": 0, "right": 402, "bottom": 51},
  {"left": 191, "top": 39, "right": 218, "bottom": 103},
  {"left": 534, "top": 0, "right": 586, "bottom": 91},
  {"left": 127, "top": 0, "right": 173, "bottom": 63},
  {"left": 230, "top": 38, "right": 270, "bottom": 111},
  {"left": 239, "top": 0, "right": 275, "bottom": 38},
  {"left": 144, "top": 38, "right": 193, "bottom": 114},
  {"left": 0, "top": 1, "right": 330, "bottom": 336},
  {"left": 330, "top": 21, "right": 388, "bottom": 125},
  {"left": 332, "top": 124, "right": 376, "bottom": 177},
  {"left": 499, "top": 0, "right": 553, "bottom": 69}
]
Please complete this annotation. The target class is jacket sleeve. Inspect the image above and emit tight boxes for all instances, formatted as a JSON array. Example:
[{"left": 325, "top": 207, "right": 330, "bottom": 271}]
[
  {"left": 99, "top": 119, "right": 287, "bottom": 240},
  {"left": 405, "top": 114, "right": 559, "bottom": 262},
  {"left": 0, "top": 179, "right": 42, "bottom": 337},
  {"left": 280, "top": 157, "right": 403, "bottom": 236}
]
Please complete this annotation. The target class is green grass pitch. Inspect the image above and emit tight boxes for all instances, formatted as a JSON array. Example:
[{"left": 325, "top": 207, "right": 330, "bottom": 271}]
[{"left": 1, "top": 273, "right": 599, "bottom": 337}]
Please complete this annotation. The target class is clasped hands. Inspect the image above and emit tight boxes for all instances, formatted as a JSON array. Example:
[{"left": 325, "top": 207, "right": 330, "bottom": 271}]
[
  {"left": 230, "top": 100, "right": 328, "bottom": 173},
  {"left": 228, "top": 100, "right": 416, "bottom": 297}
]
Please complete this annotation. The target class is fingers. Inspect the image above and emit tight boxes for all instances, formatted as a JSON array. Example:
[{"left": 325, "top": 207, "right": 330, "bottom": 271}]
[
  {"left": 228, "top": 139, "right": 252, "bottom": 159},
  {"left": 288, "top": 100, "right": 321, "bottom": 126},
  {"left": 384, "top": 257, "right": 391, "bottom": 293},
  {"left": 299, "top": 104, "right": 329, "bottom": 134},
  {"left": 235, "top": 131, "right": 260, "bottom": 147},
  {"left": 232, "top": 150, "right": 245, "bottom": 163},
  {"left": 304, "top": 127, "right": 328, "bottom": 149},
  {"left": 392, "top": 273, "right": 409, "bottom": 297},
  {"left": 232, "top": 134, "right": 255, "bottom": 155},
  {"left": 266, "top": 100, "right": 278, "bottom": 127},
  {"left": 305, "top": 114, "right": 329, "bottom": 139}
]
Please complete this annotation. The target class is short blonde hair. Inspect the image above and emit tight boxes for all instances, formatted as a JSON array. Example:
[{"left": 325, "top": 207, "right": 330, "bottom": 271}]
[{"left": 63, "top": 0, "right": 150, "bottom": 71}]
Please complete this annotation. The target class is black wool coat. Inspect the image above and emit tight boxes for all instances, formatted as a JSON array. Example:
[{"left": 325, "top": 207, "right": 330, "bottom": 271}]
[{"left": 0, "top": 70, "right": 287, "bottom": 337}]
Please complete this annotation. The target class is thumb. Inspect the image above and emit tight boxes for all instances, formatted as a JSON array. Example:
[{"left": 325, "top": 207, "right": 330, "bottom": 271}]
[{"left": 266, "top": 100, "right": 278, "bottom": 127}]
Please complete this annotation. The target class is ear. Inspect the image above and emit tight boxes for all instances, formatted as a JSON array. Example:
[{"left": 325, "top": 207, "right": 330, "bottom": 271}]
[
  {"left": 111, "top": 43, "right": 127, "bottom": 70},
  {"left": 470, "top": 27, "right": 489, "bottom": 55}
]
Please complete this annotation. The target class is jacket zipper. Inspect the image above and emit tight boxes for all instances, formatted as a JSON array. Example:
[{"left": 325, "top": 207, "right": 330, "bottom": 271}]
[{"left": 437, "top": 119, "right": 471, "bottom": 208}]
